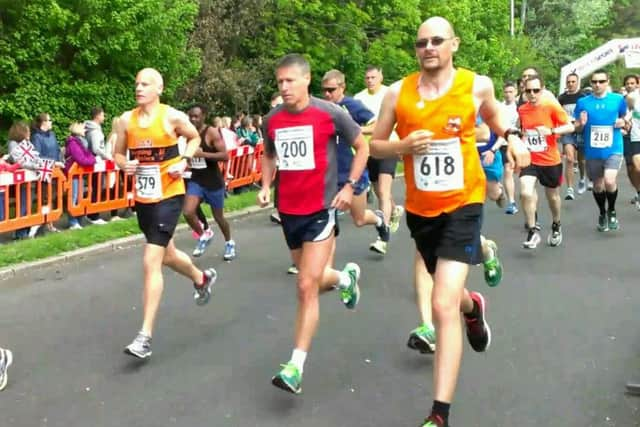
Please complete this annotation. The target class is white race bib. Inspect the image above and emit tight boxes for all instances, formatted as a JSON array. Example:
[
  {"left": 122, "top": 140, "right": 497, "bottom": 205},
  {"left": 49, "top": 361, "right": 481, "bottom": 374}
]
[
  {"left": 590, "top": 125, "right": 613, "bottom": 148},
  {"left": 190, "top": 156, "right": 207, "bottom": 169},
  {"left": 525, "top": 130, "right": 548, "bottom": 153},
  {"left": 413, "top": 138, "right": 463, "bottom": 191},
  {"left": 135, "top": 165, "right": 162, "bottom": 200},
  {"left": 274, "top": 125, "right": 315, "bottom": 171}
]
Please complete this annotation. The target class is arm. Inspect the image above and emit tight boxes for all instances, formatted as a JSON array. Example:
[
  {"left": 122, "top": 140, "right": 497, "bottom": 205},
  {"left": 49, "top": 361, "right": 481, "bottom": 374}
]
[
  {"left": 68, "top": 140, "right": 96, "bottom": 166},
  {"left": 113, "top": 112, "right": 135, "bottom": 173},
  {"left": 257, "top": 136, "right": 277, "bottom": 207},
  {"left": 197, "top": 127, "right": 229, "bottom": 161},
  {"left": 168, "top": 108, "right": 200, "bottom": 177},
  {"left": 476, "top": 75, "right": 530, "bottom": 168}
]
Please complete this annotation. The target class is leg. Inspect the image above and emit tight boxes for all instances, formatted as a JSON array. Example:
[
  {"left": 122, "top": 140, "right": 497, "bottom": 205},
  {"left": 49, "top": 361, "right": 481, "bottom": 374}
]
[
  {"left": 407, "top": 251, "right": 437, "bottom": 354},
  {"left": 375, "top": 173, "right": 395, "bottom": 224},
  {"left": 212, "top": 207, "right": 232, "bottom": 241},
  {"left": 564, "top": 143, "right": 576, "bottom": 197},
  {"left": 140, "top": 243, "right": 167, "bottom": 336},
  {"left": 544, "top": 186, "right": 562, "bottom": 224},
  {"left": 162, "top": 238, "right": 203, "bottom": 283},
  {"left": 519, "top": 175, "right": 538, "bottom": 228},
  {"left": 503, "top": 162, "right": 516, "bottom": 204},
  {"left": 349, "top": 191, "right": 377, "bottom": 228},
  {"left": 183, "top": 194, "right": 204, "bottom": 235}
]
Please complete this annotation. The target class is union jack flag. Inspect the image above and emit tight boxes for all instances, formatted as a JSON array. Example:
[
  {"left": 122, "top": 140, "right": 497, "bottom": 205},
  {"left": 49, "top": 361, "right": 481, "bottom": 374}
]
[
  {"left": 10, "top": 140, "right": 38, "bottom": 162},
  {"left": 36, "top": 158, "right": 55, "bottom": 182}
]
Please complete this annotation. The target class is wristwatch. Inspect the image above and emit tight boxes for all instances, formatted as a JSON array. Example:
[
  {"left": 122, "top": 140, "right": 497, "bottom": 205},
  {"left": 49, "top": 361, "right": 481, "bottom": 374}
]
[
  {"left": 503, "top": 128, "right": 522, "bottom": 139},
  {"left": 345, "top": 178, "right": 357, "bottom": 187},
  {"left": 180, "top": 155, "right": 192, "bottom": 162}
]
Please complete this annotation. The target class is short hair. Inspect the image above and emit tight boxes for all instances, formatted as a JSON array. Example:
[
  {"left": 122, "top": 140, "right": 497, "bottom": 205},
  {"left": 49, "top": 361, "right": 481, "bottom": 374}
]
[
  {"left": 188, "top": 103, "right": 208, "bottom": 115},
  {"left": 221, "top": 116, "right": 232, "bottom": 128},
  {"left": 33, "top": 112, "right": 50, "bottom": 129},
  {"left": 566, "top": 72, "right": 579, "bottom": 81},
  {"left": 592, "top": 69, "right": 609, "bottom": 79},
  {"left": 91, "top": 106, "right": 104, "bottom": 119},
  {"left": 240, "top": 116, "right": 252, "bottom": 127},
  {"left": 503, "top": 81, "right": 516, "bottom": 89},
  {"left": 212, "top": 116, "right": 222, "bottom": 127},
  {"left": 521, "top": 66, "right": 541, "bottom": 77},
  {"left": 69, "top": 122, "right": 85, "bottom": 135},
  {"left": 623, "top": 74, "right": 639, "bottom": 85},
  {"left": 525, "top": 74, "right": 544, "bottom": 87},
  {"left": 322, "top": 69, "right": 345, "bottom": 86},
  {"left": 365, "top": 65, "right": 383, "bottom": 73},
  {"left": 8, "top": 121, "right": 30, "bottom": 141},
  {"left": 275, "top": 53, "right": 310, "bottom": 75}
]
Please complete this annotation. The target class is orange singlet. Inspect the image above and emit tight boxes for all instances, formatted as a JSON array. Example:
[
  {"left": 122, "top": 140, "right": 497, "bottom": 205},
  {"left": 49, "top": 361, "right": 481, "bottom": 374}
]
[
  {"left": 395, "top": 68, "right": 485, "bottom": 218},
  {"left": 127, "top": 104, "right": 184, "bottom": 203}
]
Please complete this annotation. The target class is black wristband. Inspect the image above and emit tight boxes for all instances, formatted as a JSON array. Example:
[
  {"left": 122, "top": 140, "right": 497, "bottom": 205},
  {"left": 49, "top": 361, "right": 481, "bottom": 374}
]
[
  {"left": 504, "top": 128, "right": 522, "bottom": 139},
  {"left": 180, "top": 155, "right": 192, "bottom": 161}
]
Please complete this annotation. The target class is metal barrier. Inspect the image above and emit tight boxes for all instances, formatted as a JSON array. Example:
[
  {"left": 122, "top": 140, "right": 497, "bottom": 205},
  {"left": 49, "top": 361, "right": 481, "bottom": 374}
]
[{"left": 0, "top": 168, "right": 66, "bottom": 233}]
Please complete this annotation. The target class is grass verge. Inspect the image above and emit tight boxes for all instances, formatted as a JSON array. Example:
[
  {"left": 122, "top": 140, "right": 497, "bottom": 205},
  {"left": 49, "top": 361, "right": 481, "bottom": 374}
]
[{"left": 0, "top": 188, "right": 261, "bottom": 268}]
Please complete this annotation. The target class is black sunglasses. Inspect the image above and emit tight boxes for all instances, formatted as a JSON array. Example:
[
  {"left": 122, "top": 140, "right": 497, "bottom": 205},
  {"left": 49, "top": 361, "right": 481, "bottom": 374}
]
[
  {"left": 322, "top": 87, "right": 338, "bottom": 93},
  {"left": 591, "top": 79, "right": 607, "bottom": 84},
  {"left": 414, "top": 36, "right": 452, "bottom": 48},
  {"left": 525, "top": 88, "right": 542, "bottom": 94}
]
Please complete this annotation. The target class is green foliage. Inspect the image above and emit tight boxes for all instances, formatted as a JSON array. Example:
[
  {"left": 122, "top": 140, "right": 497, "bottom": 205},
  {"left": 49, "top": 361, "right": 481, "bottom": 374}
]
[{"left": 0, "top": 0, "right": 200, "bottom": 141}]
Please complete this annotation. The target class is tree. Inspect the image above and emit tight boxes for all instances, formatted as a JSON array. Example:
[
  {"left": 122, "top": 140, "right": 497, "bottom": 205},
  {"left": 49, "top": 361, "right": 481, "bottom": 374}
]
[{"left": 0, "top": 0, "right": 200, "bottom": 140}]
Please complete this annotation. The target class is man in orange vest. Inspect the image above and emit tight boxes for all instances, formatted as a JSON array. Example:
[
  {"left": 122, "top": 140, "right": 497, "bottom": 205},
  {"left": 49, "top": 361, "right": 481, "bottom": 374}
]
[
  {"left": 370, "top": 17, "right": 530, "bottom": 427},
  {"left": 113, "top": 68, "right": 217, "bottom": 359}
]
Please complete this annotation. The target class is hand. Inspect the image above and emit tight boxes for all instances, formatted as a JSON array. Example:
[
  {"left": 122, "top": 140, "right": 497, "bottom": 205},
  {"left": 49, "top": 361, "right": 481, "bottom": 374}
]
[
  {"left": 536, "top": 126, "right": 552, "bottom": 136},
  {"left": 257, "top": 187, "right": 271, "bottom": 207},
  {"left": 614, "top": 118, "right": 626, "bottom": 129},
  {"left": 123, "top": 159, "right": 139, "bottom": 175},
  {"left": 403, "top": 129, "right": 434, "bottom": 155},
  {"left": 167, "top": 159, "right": 187, "bottom": 178},
  {"left": 194, "top": 147, "right": 204, "bottom": 157},
  {"left": 331, "top": 185, "right": 353, "bottom": 211},
  {"left": 579, "top": 111, "right": 588, "bottom": 127},
  {"left": 507, "top": 136, "right": 531, "bottom": 169},
  {"left": 481, "top": 150, "right": 495, "bottom": 166}
]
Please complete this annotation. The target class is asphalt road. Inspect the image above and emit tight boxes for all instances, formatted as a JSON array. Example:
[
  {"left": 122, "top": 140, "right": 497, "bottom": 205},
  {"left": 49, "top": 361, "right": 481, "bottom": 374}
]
[{"left": 1, "top": 181, "right": 639, "bottom": 427}]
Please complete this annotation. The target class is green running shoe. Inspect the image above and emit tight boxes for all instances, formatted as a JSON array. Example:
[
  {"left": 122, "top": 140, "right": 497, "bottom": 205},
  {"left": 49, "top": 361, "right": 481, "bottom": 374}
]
[
  {"left": 407, "top": 324, "right": 436, "bottom": 354},
  {"left": 271, "top": 362, "right": 302, "bottom": 394},
  {"left": 340, "top": 262, "right": 361, "bottom": 309},
  {"left": 390, "top": 205, "right": 404, "bottom": 233},
  {"left": 608, "top": 210, "right": 619, "bottom": 231},
  {"left": 483, "top": 240, "right": 502, "bottom": 287},
  {"left": 597, "top": 214, "right": 609, "bottom": 232}
]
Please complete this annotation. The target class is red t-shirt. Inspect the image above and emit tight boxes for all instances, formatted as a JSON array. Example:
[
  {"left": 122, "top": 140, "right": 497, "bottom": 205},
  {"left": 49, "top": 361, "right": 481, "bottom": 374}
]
[{"left": 518, "top": 100, "right": 569, "bottom": 166}]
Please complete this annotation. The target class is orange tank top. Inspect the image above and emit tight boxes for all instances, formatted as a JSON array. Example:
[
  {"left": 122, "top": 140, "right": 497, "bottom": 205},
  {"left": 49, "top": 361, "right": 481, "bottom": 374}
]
[
  {"left": 395, "top": 68, "right": 485, "bottom": 217},
  {"left": 127, "top": 104, "right": 184, "bottom": 203}
]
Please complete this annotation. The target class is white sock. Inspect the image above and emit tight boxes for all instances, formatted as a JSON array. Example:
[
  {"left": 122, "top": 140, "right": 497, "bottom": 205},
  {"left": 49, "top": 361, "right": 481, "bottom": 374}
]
[
  {"left": 290, "top": 348, "right": 307, "bottom": 372},
  {"left": 226, "top": 239, "right": 235, "bottom": 245},
  {"left": 337, "top": 271, "right": 351, "bottom": 289},
  {"left": 374, "top": 214, "right": 383, "bottom": 227}
]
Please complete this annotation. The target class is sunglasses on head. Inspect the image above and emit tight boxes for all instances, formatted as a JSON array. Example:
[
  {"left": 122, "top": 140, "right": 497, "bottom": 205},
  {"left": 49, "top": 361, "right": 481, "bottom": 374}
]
[
  {"left": 414, "top": 36, "right": 452, "bottom": 49},
  {"left": 322, "top": 87, "right": 338, "bottom": 93},
  {"left": 591, "top": 79, "right": 607, "bottom": 84},
  {"left": 525, "top": 88, "right": 541, "bottom": 94}
]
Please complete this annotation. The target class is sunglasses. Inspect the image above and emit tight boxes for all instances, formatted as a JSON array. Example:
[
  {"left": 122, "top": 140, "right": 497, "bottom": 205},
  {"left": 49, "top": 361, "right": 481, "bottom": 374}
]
[
  {"left": 525, "top": 88, "right": 542, "bottom": 94},
  {"left": 414, "top": 36, "right": 452, "bottom": 48},
  {"left": 591, "top": 79, "right": 607, "bottom": 84},
  {"left": 322, "top": 87, "right": 339, "bottom": 93}
]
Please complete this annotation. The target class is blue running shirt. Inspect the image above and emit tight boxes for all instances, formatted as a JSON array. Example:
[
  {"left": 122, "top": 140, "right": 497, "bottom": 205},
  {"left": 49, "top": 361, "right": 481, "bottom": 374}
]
[{"left": 573, "top": 93, "right": 627, "bottom": 159}]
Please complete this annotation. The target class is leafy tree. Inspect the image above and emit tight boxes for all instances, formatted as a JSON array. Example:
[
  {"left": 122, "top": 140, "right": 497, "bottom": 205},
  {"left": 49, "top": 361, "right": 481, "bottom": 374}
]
[{"left": 0, "top": 0, "right": 200, "bottom": 141}]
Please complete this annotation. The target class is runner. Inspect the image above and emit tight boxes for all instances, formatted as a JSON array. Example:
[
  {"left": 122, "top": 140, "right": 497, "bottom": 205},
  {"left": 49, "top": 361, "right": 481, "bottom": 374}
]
[
  {"left": 257, "top": 54, "right": 368, "bottom": 394},
  {"left": 0, "top": 347, "right": 12, "bottom": 391},
  {"left": 518, "top": 74, "right": 574, "bottom": 249},
  {"left": 370, "top": 17, "right": 530, "bottom": 427},
  {"left": 113, "top": 68, "right": 217, "bottom": 359},
  {"left": 321, "top": 69, "right": 390, "bottom": 253},
  {"left": 558, "top": 72, "right": 587, "bottom": 199},
  {"left": 500, "top": 81, "right": 520, "bottom": 214},
  {"left": 622, "top": 74, "right": 640, "bottom": 207},
  {"left": 574, "top": 69, "right": 627, "bottom": 232},
  {"left": 185, "top": 104, "right": 236, "bottom": 260},
  {"left": 354, "top": 65, "right": 404, "bottom": 253}
]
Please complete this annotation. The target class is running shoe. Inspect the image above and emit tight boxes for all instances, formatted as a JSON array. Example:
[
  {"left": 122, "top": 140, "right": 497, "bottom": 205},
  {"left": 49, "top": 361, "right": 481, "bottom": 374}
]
[
  {"left": 192, "top": 229, "right": 214, "bottom": 257},
  {"left": 340, "top": 262, "right": 361, "bottom": 309},
  {"left": 69, "top": 223, "right": 83, "bottom": 230},
  {"left": 87, "top": 218, "right": 108, "bottom": 225},
  {"left": 223, "top": 240, "right": 236, "bottom": 261},
  {"left": 421, "top": 414, "right": 447, "bottom": 427},
  {"left": 627, "top": 382, "right": 640, "bottom": 396},
  {"left": 269, "top": 212, "right": 281, "bottom": 225},
  {"left": 124, "top": 332, "right": 152, "bottom": 359},
  {"left": 483, "top": 240, "right": 502, "bottom": 287},
  {"left": 577, "top": 179, "right": 586, "bottom": 194},
  {"left": 374, "top": 210, "right": 390, "bottom": 242},
  {"left": 505, "top": 202, "right": 518, "bottom": 215},
  {"left": 287, "top": 264, "right": 299, "bottom": 275},
  {"left": 464, "top": 292, "right": 491, "bottom": 352},
  {"left": 523, "top": 228, "right": 541, "bottom": 249},
  {"left": 607, "top": 210, "right": 619, "bottom": 231},
  {"left": 0, "top": 348, "right": 13, "bottom": 391},
  {"left": 635, "top": 200, "right": 640, "bottom": 211},
  {"left": 369, "top": 238, "right": 387, "bottom": 254},
  {"left": 389, "top": 205, "right": 405, "bottom": 233},
  {"left": 271, "top": 362, "right": 302, "bottom": 394},
  {"left": 587, "top": 180, "right": 593, "bottom": 191},
  {"left": 547, "top": 222, "right": 563, "bottom": 247},
  {"left": 191, "top": 221, "right": 205, "bottom": 239},
  {"left": 597, "top": 214, "right": 609, "bottom": 232},
  {"left": 565, "top": 187, "right": 575, "bottom": 201},
  {"left": 193, "top": 268, "right": 217, "bottom": 306},
  {"left": 630, "top": 194, "right": 638, "bottom": 204},
  {"left": 407, "top": 324, "right": 436, "bottom": 354}
]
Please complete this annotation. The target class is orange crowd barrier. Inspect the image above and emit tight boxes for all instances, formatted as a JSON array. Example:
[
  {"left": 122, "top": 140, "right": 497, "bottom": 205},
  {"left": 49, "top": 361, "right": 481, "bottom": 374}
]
[
  {"left": 65, "top": 161, "right": 135, "bottom": 218},
  {"left": 0, "top": 168, "right": 65, "bottom": 233},
  {"left": 226, "top": 145, "right": 259, "bottom": 190}
]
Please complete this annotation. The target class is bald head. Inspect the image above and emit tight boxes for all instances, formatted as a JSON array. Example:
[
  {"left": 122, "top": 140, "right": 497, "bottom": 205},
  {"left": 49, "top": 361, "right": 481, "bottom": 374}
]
[
  {"left": 135, "top": 68, "right": 164, "bottom": 105},
  {"left": 418, "top": 16, "right": 455, "bottom": 39}
]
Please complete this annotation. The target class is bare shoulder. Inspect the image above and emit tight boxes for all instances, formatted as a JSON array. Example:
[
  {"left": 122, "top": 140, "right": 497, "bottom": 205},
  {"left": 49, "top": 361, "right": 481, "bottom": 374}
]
[
  {"left": 167, "top": 106, "right": 190, "bottom": 124},
  {"left": 473, "top": 74, "right": 495, "bottom": 97},
  {"left": 118, "top": 111, "right": 133, "bottom": 130}
]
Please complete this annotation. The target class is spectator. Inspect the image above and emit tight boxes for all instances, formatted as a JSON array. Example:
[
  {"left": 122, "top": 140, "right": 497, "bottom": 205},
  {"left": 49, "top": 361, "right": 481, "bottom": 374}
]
[
  {"left": 211, "top": 116, "right": 222, "bottom": 128},
  {"left": 31, "top": 113, "right": 61, "bottom": 233},
  {"left": 252, "top": 114, "right": 263, "bottom": 139},
  {"left": 236, "top": 116, "right": 260, "bottom": 147},
  {"left": 7, "top": 121, "right": 41, "bottom": 238},
  {"left": 221, "top": 116, "right": 232, "bottom": 129},
  {"left": 270, "top": 92, "right": 283, "bottom": 109},
  {"left": 85, "top": 107, "right": 123, "bottom": 222},
  {"left": 64, "top": 122, "right": 100, "bottom": 229},
  {"left": 232, "top": 111, "right": 246, "bottom": 130},
  {"left": 0, "top": 153, "right": 20, "bottom": 223}
]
